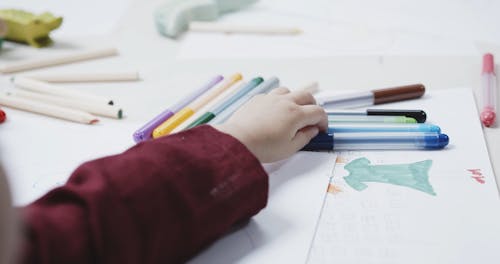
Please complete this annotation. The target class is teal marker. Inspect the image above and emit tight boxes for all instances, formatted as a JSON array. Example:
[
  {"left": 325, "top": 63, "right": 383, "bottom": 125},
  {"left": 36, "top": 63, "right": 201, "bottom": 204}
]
[
  {"left": 186, "top": 77, "right": 264, "bottom": 129},
  {"left": 210, "top": 76, "right": 280, "bottom": 124}
]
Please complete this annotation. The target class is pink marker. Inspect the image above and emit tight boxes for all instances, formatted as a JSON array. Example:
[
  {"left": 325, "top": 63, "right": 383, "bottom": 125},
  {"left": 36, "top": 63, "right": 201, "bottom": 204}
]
[{"left": 481, "top": 53, "right": 497, "bottom": 127}]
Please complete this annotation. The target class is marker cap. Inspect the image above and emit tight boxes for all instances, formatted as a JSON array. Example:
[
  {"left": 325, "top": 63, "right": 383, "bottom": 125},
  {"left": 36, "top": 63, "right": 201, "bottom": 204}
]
[
  {"left": 302, "top": 133, "right": 333, "bottom": 151},
  {"left": 0, "top": 109, "right": 6, "bottom": 123},
  {"left": 483, "top": 53, "right": 494, "bottom": 74},
  {"left": 372, "top": 84, "right": 425, "bottom": 105},
  {"left": 367, "top": 109, "right": 427, "bottom": 123},
  {"left": 423, "top": 133, "right": 449, "bottom": 149}
]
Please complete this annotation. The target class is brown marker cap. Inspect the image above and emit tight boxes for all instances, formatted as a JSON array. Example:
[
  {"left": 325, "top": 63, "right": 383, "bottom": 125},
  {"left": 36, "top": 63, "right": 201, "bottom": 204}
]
[{"left": 372, "top": 84, "right": 425, "bottom": 105}]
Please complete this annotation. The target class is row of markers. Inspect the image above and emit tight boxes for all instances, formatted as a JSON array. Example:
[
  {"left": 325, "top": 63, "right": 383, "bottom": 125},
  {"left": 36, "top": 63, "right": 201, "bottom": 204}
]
[
  {"left": 303, "top": 109, "right": 449, "bottom": 151},
  {"left": 134, "top": 74, "right": 450, "bottom": 151}
]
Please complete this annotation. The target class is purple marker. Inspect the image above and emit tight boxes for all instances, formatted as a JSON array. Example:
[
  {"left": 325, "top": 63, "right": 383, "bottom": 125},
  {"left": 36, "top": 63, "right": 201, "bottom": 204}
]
[{"left": 133, "top": 75, "right": 223, "bottom": 142}]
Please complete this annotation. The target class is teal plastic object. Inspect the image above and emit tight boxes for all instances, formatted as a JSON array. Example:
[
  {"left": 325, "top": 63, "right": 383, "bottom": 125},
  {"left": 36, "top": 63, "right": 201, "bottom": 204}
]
[{"left": 154, "top": 0, "right": 257, "bottom": 38}]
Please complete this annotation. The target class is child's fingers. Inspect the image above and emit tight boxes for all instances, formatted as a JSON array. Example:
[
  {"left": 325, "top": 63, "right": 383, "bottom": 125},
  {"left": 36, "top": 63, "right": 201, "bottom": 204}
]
[
  {"left": 294, "top": 105, "right": 328, "bottom": 131},
  {"left": 269, "top": 87, "right": 290, "bottom": 95},
  {"left": 291, "top": 126, "right": 320, "bottom": 150},
  {"left": 285, "top": 90, "right": 317, "bottom": 105}
]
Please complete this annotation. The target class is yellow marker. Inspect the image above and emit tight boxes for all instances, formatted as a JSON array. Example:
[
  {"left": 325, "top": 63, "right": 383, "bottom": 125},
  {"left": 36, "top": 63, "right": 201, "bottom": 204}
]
[{"left": 152, "top": 73, "right": 242, "bottom": 138}]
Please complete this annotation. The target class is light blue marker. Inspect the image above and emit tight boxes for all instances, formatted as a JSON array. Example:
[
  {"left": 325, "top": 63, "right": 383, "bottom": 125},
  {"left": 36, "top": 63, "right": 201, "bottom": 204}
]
[
  {"left": 328, "top": 123, "right": 441, "bottom": 133},
  {"left": 210, "top": 76, "right": 280, "bottom": 124}
]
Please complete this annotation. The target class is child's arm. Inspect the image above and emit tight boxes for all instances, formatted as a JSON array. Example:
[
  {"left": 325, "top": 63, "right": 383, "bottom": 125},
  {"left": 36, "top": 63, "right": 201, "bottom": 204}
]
[{"left": 17, "top": 89, "right": 326, "bottom": 263}]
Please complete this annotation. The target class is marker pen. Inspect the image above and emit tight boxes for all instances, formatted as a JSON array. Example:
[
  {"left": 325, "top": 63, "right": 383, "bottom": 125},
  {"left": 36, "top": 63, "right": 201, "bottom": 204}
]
[
  {"left": 328, "top": 115, "right": 416, "bottom": 124},
  {"left": 327, "top": 123, "right": 441, "bottom": 133},
  {"left": 326, "top": 109, "right": 427, "bottom": 123},
  {"left": 0, "top": 107, "right": 6, "bottom": 123},
  {"left": 133, "top": 75, "right": 223, "bottom": 142},
  {"left": 152, "top": 73, "right": 242, "bottom": 138},
  {"left": 184, "top": 77, "right": 264, "bottom": 129},
  {"left": 317, "top": 84, "right": 425, "bottom": 109},
  {"left": 302, "top": 132, "right": 449, "bottom": 151},
  {"left": 210, "top": 76, "right": 280, "bottom": 125},
  {"left": 480, "top": 53, "right": 497, "bottom": 127}
]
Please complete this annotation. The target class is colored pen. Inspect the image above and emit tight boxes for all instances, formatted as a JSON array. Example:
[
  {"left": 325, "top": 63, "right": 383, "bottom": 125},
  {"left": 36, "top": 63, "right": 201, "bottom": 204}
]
[
  {"left": 327, "top": 123, "right": 441, "bottom": 133},
  {"left": 133, "top": 75, "right": 223, "bottom": 142},
  {"left": 302, "top": 132, "right": 449, "bottom": 151},
  {"left": 170, "top": 82, "right": 249, "bottom": 134},
  {"left": 152, "top": 73, "right": 242, "bottom": 138},
  {"left": 210, "top": 76, "right": 280, "bottom": 125},
  {"left": 317, "top": 84, "right": 425, "bottom": 109},
  {"left": 328, "top": 115, "right": 416, "bottom": 124},
  {"left": 480, "top": 53, "right": 497, "bottom": 127},
  {"left": 185, "top": 77, "right": 264, "bottom": 129},
  {"left": 0, "top": 107, "right": 6, "bottom": 123},
  {"left": 326, "top": 109, "right": 427, "bottom": 123}
]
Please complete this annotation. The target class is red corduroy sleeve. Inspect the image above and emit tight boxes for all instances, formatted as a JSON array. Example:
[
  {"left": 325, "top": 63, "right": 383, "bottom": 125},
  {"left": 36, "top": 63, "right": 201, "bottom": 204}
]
[{"left": 18, "top": 125, "right": 269, "bottom": 264}]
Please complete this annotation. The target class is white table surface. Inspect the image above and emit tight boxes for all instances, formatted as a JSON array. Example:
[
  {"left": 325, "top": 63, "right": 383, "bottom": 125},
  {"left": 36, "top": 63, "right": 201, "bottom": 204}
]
[{"left": 0, "top": 0, "right": 498, "bottom": 209}]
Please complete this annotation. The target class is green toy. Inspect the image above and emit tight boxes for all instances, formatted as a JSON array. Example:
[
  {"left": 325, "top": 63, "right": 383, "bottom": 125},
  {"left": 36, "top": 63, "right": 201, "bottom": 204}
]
[
  {"left": 0, "top": 9, "right": 62, "bottom": 48},
  {"left": 0, "top": 18, "right": 7, "bottom": 50},
  {"left": 154, "top": 0, "right": 257, "bottom": 38}
]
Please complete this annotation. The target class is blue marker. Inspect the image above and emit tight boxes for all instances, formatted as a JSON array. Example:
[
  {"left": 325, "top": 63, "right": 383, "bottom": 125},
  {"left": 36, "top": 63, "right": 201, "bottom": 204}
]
[
  {"left": 210, "top": 76, "right": 280, "bottom": 124},
  {"left": 303, "top": 132, "right": 449, "bottom": 151},
  {"left": 328, "top": 124, "right": 441, "bottom": 133}
]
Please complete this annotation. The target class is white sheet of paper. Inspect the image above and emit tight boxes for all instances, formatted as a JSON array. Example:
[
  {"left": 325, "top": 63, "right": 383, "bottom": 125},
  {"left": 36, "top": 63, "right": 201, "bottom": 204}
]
[
  {"left": 0, "top": 108, "right": 139, "bottom": 206},
  {"left": 189, "top": 151, "right": 337, "bottom": 264},
  {"left": 177, "top": 0, "right": 499, "bottom": 59},
  {"left": 308, "top": 88, "right": 500, "bottom": 263}
]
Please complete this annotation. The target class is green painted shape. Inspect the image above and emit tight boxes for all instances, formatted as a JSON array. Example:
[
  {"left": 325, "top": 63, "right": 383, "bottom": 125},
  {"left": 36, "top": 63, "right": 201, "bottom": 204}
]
[
  {"left": 0, "top": 9, "right": 62, "bottom": 48},
  {"left": 343, "top": 157, "right": 436, "bottom": 195}
]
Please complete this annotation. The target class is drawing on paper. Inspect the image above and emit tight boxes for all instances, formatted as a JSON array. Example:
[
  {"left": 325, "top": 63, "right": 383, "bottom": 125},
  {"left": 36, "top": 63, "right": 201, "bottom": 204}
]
[
  {"left": 327, "top": 183, "right": 343, "bottom": 194},
  {"left": 343, "top": 157, "right": 436, "bottom": 195},
  {"left": 467, "top": 169, "right": 485, "bottom": 184}
]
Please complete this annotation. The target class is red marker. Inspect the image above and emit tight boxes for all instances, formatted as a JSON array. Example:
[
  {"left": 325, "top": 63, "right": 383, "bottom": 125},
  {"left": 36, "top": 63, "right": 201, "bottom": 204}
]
[
  {"left": 481, "top": 53, "right": 497, "bottom": 127},
  {"left": 0, "top": 108, "right": 6, "bottom": 123}
]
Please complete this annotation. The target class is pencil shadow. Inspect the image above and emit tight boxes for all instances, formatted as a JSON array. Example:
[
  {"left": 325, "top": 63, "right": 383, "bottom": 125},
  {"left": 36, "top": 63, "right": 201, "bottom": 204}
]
[{"left": 49, "top": 40, "right": 81, "bottom": 50}]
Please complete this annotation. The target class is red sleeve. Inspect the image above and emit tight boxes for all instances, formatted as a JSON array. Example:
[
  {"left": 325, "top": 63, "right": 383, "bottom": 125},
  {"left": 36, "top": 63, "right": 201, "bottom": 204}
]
[{"left": 17, "top": 125, "right": 269, "bottom": 264}]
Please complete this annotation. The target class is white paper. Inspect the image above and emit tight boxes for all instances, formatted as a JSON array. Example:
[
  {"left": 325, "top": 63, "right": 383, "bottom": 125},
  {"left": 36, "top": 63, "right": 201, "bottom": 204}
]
[
  {"left": 0, "top": 108, "right": 140, "bottom": 205},
  {"left": 189, "top": 151, "right": 337, "bottom": 264},
  {"left": 177, "top": 0, "right": 500, "bottom": 59},
  {"left": 308, "top": 88, "right": 500, "bottom": 263}
]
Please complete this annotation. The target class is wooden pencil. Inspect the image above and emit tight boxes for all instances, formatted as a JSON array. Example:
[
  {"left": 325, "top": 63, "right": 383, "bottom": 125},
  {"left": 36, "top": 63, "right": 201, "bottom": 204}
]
[
  {"left": 189, "top": 22, "right": 302, "bottom": 35},
  {"left": 11, "top": 89, "right": 123, "bottom": 119},
  {"left": 13, "top": 77, "right": 114, "bottom": 106},
  {"left": 23, "top": 71, "right": 140, "bottom": 83},
  {"left": 0, "top": 47, "right": 118, "bottom": 73},
  {"left": 0, "top": 93, "right": 99, "bottom": 124}
]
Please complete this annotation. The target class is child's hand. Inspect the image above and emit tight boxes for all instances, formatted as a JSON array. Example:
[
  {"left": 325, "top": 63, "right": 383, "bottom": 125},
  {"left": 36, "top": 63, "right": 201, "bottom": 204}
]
[{"left": 214, "top": 88, "right": 327, "bottom": 163}]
